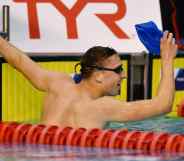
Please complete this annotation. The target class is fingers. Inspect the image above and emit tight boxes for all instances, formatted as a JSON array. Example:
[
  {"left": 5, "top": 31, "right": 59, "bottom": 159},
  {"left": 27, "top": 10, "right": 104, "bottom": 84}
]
[
  {"left": 172, "top": 38, "right": 175, "bottom": 45},
  {"left": 162, "top": 31, "right": 176, "bottom": 45},
  {"left": 160, "top": 31, "right": 177, "bottom": 57},
  {"left": 162, "top": 30, "right": 169, "bottom": 40},
  {"left": 167, "top": 32, "right": 173, "bottom": 43}
]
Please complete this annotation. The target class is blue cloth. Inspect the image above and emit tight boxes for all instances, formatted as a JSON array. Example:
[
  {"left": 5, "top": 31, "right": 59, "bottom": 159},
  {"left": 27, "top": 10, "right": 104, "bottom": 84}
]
[{"left": 135, "top": 21, "right": 163, "bottom": 55}]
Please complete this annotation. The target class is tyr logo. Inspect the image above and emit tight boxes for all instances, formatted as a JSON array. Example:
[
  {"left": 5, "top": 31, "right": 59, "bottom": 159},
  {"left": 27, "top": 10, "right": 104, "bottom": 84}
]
[{"left": 13, "top": 0, "right": 129, "bottom": 39}]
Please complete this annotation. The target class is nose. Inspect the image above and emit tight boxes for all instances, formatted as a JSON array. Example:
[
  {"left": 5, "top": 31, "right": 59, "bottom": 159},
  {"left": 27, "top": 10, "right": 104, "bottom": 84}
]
[{"left": 120, "top": 71, "right": 127, "bottom": 79}]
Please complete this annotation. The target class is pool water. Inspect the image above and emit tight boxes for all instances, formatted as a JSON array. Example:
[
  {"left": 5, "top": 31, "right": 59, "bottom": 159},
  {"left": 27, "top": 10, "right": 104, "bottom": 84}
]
[
  {"left": 105, "top": 116, "right": 184, "bottom": 134},
  {"left": 0, "top": 144, "right": 183, "bottom": 161}
]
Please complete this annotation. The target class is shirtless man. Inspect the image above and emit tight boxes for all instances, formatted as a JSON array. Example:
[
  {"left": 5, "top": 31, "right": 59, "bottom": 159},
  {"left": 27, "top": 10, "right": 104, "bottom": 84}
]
[{"left": 0, "top": 31, "right": 177, "bottom": 129}]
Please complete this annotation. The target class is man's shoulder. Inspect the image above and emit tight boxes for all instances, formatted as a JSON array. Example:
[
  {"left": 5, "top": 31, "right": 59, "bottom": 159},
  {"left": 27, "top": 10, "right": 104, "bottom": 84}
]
[
  {"left": 47, "top": 72, "right": 75, "bottom": 92},
  {"left": 48, "top": 72, "right": 74, "bottom": 84}
]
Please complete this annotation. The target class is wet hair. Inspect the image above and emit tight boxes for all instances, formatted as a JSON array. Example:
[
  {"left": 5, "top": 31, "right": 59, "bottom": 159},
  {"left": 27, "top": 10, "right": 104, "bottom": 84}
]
[{"left": 75, "top": 46, "right": 118, "bottom": 79}]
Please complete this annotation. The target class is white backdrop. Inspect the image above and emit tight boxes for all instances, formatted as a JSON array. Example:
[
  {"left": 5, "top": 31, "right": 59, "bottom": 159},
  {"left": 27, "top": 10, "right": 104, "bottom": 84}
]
[{"left": 0, "top": 0, "right": 162, "bottom": 55}]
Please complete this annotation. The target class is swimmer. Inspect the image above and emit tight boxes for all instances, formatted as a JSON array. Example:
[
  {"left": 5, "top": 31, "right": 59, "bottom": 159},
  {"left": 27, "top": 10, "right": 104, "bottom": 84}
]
[{"left": 0, "top": 31, "right": 177, "bottom": 129}]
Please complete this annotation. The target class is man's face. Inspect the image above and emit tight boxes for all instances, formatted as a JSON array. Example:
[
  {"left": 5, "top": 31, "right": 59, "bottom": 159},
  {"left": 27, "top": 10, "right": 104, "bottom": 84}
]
[{"left": 100, "top": 54, "right": 126, "bottom": 96}]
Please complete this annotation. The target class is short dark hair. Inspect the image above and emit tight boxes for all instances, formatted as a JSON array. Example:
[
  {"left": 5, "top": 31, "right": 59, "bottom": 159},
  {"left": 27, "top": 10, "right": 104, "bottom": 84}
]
[{"left": 78, "top": 46, "right": 118, "bottom": 79}]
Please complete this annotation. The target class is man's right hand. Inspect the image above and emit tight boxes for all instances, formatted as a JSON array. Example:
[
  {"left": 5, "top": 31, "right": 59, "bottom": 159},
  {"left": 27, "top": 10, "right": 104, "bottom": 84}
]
[{"left": 160, "top": 31, "right": 178, "bottom": 61}]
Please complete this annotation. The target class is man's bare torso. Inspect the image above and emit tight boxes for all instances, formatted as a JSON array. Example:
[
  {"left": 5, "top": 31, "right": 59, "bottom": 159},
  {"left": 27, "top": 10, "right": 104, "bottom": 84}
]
[{"left": 41, "top": 74, "right": 105, "bottom": 129}]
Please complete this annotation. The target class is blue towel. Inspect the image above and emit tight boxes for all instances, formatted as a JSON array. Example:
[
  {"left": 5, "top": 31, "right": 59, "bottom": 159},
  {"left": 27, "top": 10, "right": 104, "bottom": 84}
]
[{"left": 135, "top": 21, "right": 163, "bottom": 55}]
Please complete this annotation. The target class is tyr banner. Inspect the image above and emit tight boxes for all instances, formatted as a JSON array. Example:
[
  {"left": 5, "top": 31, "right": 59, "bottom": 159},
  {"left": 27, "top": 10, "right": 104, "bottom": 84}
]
[{"left": 0, "top": 0, "right": 162, "bottom": 54}]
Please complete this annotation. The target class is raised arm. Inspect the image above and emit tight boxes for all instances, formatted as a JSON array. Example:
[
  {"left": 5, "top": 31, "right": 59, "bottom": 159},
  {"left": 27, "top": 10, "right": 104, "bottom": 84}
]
[
  {"left": 0, "top": 37, "right": 69, "bottom": 91},
  {"left": 96, "top": 31, "right": 177, "bottom": 122},
  {"left": 155, "top": 31, "right": 177, "bottom": 110}
]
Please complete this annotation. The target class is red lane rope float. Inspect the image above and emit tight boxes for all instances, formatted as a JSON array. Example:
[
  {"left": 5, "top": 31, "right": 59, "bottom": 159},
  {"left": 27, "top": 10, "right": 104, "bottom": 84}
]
[
  {"left": 121, "top": 131, "right": 141, "bottom": 150},
  {"left": 25, "top": 124, "right": 46, "bottom": 144},
  {"left": 80, "top": 128, "right": 102, "bottom": 147},
  {"left": 2, "top": 122, "right": 19, "bottom": 144},
  {"left": 12, "top": 123, "right": 32, "bottom": 144},
  {"left": 136, "top": 131, "right": 154, "bottom": 152},
  {"left": 52, "top": 127, "right": 72, "bottom": 145},
  {"left": 108, "top": 129, "right": 128, "bottom": 148},
  {"left": 66, "top": 128, "right": 86, "bottom": 146},
  {"left": 1, "top": 122, "right": 184, "bottom": 154},
  {"left": 150, "top": 132, "right": 170, "bottom": 154},
  {"left": 178, "top": 137, "right": 184, "bottom": 153},
  {"left": 38, "top": 125, "right": 59, "bottom": 144},
  {"left": 0, "top": 122, "right": 19, "bottom": 144},
  {"left": 94, "top": 129, "right": 115, "bottom": 148},
  {"left": 165, "top": 134, "right": 183, "bottom": 153}
]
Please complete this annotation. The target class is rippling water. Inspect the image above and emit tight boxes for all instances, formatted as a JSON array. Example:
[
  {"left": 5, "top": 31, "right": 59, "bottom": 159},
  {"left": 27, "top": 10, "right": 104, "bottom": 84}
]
[{"left": 106, "top": 116, "right": 184, "bottom": 134}]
